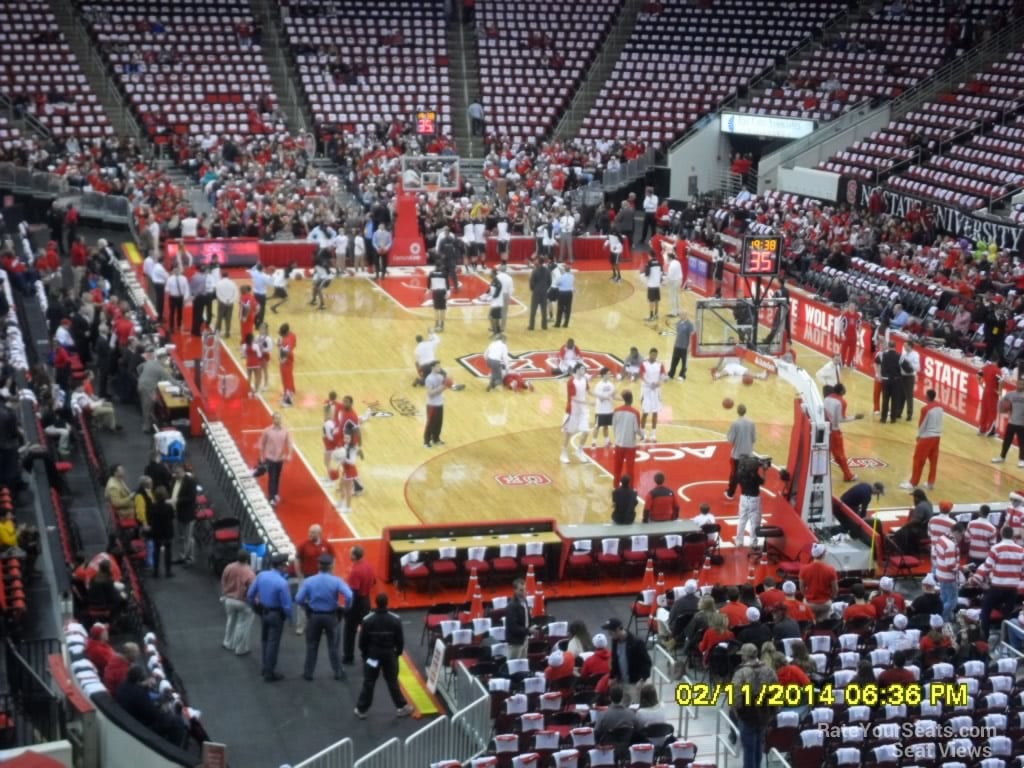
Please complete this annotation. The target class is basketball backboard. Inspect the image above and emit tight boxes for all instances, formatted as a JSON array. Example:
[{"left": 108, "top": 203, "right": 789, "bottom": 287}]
[
  {"left": 693, "top": 297, "right": 789, "bottom": 358},
  {"left": 400, "top": 155, "right": 461, "bottom": 194}
]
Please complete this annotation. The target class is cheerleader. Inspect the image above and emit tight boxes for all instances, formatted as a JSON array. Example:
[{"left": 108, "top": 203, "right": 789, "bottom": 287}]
[
  {"left": 242, "top": 332, "right": 263, "bottom": 396},
  {"left": 334, "top": 433, "right": 361, "bottom": 513},
  {"left": 256, "top": 323, "right": 273, "bottom": 392},
  {"left": 321, "top": 416, "right": 342, "bottom": 482}
]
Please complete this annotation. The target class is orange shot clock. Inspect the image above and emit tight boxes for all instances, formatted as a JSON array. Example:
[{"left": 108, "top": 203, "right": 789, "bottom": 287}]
[{"left": 740, "top": 235, "right": 782, "bottom": 277}]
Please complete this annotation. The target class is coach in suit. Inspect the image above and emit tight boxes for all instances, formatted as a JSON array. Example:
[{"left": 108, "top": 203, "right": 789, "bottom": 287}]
[{"left": 528, "top": 256, "right": 551, "bottom": 331}]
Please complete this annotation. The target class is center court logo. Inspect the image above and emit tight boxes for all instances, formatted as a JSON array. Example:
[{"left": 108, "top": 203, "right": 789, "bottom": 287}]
[{"left": 458, "top": 350, "right": 624, "bottom": 382}]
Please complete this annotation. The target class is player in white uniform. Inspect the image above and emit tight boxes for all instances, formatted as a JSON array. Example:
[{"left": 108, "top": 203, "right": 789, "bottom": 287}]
[
  {"left": 590, "top": 367, "right": 616, "bottom": 449},
  {"left": 554, "top": 338, "right": 582, "bottom": 376},
  {"left": 639, "top": 347, "right": 667, "bottom": 442},
  {"left": 560, "top": 364, "right": 590, "bottom": 464}
]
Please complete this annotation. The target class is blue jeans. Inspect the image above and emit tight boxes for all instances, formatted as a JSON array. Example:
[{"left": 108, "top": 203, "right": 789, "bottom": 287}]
[
  {"left": 260, "top": 609, "right": 284, "bottom": 677},
  {"left": 939, "top": 581, "right": 958, "bottom": 622},
  {"left": 738, "top": 720, "right": 764, "bottom": 768}
]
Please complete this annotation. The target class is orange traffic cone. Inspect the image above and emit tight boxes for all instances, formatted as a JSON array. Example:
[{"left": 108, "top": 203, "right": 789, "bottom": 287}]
[
  {"left": 697, "top": 551, "right": 712, "bottom": 587},
  {"left": 533, "top": 583, "right": 546, "bottom": 617},
  {"left": 747, "top": 556, "right": 756, "bottom": 583},
  {"left": 464, "top": 567, "right": 479, "bottom": 604},
  {"left": 469, "top": 591, "right": 485, "bottom": 621},
  {"left": 655, "top": 572, "right": 666, "bottom": 602},
  {"left": 641, "top": 558, "right": 656, "bottom": 593},
  {"left": 525, "top": 563, "right": 537, "bottom": 595}
]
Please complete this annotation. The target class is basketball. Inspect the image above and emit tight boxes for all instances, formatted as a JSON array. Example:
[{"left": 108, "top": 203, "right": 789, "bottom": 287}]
[
  {"left": 328, "top": 467, "right": 341, "bottom": 481},
  {"left": 742, "top": 373, "right": 755, "bottom": 386},
  {"left": 1000, "top": 399, "right": 1013, "bottom": 414},
  {"left": 722, "top": 398, "right": 735, "bottom": 409}
]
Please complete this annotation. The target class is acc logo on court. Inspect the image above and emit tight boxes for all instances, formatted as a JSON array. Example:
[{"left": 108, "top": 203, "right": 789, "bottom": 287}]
[
  {"left": 458, "top": 350, "right": 624, "bottom": 381},
  {"left": 846, "top": 457, "right": 888, "bottom": 469},
  {"left": 495, "top": 473, "right": 552, "bottom": 486}
]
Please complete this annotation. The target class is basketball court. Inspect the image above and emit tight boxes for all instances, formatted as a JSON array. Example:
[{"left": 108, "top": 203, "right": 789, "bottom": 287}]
[{"left": 140, "top": 236, "right": 1022, "bottom": 606}]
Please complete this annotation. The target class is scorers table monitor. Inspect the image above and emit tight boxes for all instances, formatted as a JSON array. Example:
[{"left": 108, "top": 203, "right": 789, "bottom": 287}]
[{"left": 740, "top": 235, "right": 782, "bottom": 278}]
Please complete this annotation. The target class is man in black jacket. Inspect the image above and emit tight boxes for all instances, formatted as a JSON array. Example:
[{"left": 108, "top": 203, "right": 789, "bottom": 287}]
[
  {"left": 354, "top": 594, "right": 413, "bottom": 719},
  {"left": 527, "top": 256, "right": 551, "bottom": 331},
  {"left": 736, "top": 607, "right": 773, "bottom": 648},
  {"left": 505, "top": 578, "right": 530, "bottom": 659},
  {"left": 602, "top": 617, "right": 651, "bottom": 705},
  {"left": 877, "top": 340, "right": 904, "bottom": 423},
  {"left": 171, "top": 464, "right": 198, "bottom": 565}
]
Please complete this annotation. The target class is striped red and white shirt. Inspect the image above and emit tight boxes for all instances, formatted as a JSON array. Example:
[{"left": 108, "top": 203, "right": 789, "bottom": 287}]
[
  {"left": 966, "top": 518, "right": 998, "bottom": 561},
  {"left": 1006, "top": 505, "right": 1024, "bottom": 530},
  {"left": 931, "top": 535, "right": 960, "bottom": 584},
  {"left": 927, "top": 514, "right": 956, "bottom": 542},
  {"left": 976, "top": 540, "right": 1024, "bottom": 589}
]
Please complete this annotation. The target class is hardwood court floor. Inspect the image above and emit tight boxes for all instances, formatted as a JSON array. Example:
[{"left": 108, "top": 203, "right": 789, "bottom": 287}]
[{"left": 219, "top": 265, "right": 1019, "bottom": 543}]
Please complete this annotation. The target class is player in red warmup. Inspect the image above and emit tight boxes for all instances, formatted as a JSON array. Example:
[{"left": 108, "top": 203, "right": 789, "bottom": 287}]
[{"left": 978, "top": 361, "right": 1001, "bottom": 437}]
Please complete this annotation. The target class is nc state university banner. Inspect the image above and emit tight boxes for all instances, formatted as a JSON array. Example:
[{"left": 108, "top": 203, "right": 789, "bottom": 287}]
[{"left": 841, "top": 178, "right": 1024, "bottom": 252}]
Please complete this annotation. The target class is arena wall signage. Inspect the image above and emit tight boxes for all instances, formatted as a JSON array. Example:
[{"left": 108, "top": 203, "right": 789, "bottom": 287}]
[
  {"left": 847, "top": 181, "right": 1024, "bottom": 251},
  {"left": 720, "top": 112, "right": 815, "bottom": 139}
]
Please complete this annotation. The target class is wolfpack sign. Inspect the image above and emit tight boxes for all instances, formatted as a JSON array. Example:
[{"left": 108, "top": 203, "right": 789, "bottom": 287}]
[
  {"left": 458, "top": 350, "right": 624, "bottom": 382},
  {"left": 851, "top": 182, "right": 1024, "bottom": 251}
]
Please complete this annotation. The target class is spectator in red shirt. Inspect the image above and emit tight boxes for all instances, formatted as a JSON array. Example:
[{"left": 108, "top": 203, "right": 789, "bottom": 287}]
[
  {"left": 85, "top": 623, "right": 115, "bottom": 676},
  {"left": 544, "top": 649, "right": 576, "bottom": 682},
  {"left": 294, "top": 524, "right": 336, "bottom": 635},
  {"left": 758, "top": 577, "right": 786, "bottom": 613},
  {"left": 102, "top": 642, "right": 140, "bottom": 694},
  {"left": 719, "top": 587, "right": 749, "bottom": 628},
  {"left": 871, "top": 576, "right": 906, "bottom": 619},
  {"left": 919, "top": 614, "right": 954, "bottom": 666},
  {"left": 698, "top": 613, "right": 735, "bottom": 666},
  {"left": 581, "top": 633, "right": 611, "bottom": 680},
  {"left": 799, "top": 543, "right": 838, "bottom": 621},
  {"left": 877, "top": 650, "right": 916, "bottom": 688},
  {"left": 342, "top": 545, "right": 376, "bottom": 665},
  {"left": 843, "top": 584, "right": 878, "bottom": 622},
  {"left": 781, "top": 581, "right": 814, "bottom": 623}
]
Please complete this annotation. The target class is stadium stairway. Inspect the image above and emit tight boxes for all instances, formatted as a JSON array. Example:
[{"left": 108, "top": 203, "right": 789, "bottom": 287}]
[
  {"left": 47, "top": 0, "right": 139, "bottom": 140},
  {"left": 250, "top": 0, "right": 311, "bottom": 134},
  {"left": 552, "top": 0, "right": 646, "bottom": 143},
  {"left": 448, "top": 20, "right": 485, "bottom": 159},
  {"left": 732, "top": 0, "right": 875, "bottom": 114}
]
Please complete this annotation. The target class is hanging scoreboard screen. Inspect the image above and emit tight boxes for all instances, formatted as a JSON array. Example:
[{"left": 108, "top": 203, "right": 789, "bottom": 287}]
[
  {"left": 740, "top": 235, "right": 782, "bottom": 277},
  {"left": 416, "top": 110, "right": 438, "bottom": 135}
]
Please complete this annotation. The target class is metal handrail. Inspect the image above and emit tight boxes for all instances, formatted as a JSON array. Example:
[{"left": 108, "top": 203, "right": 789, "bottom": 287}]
[
  {"left": 889, "top": 15, "right": 1024, "bottom": 123},
  {"left": 715, "top": 706, "right": 741, "bottom": 768},
  {"left": 292, "top": 738, "right": 355, "bottom": 768}
]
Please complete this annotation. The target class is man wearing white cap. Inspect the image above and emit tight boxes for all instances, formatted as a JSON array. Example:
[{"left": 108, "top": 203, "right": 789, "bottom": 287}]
[
  {"left": 870, "top": 576, "right": 906, "bottom": 619},
  {"left": 781, "top": 581, "right": 812, "bottom": 623},
  {"left": 906, "top": 575, "right": 940, "bottom": 618},
  {"left": 736, "top": 607, "right": 772, "bottom": 647},
  {"left": 799, "top": 543, "right": 837, "bottom": 621},
  {"left": 662, "top": 580, "right": 700, "bottom": 644},
  {"left": 580, "top": 633, "right": 611, "bottom": 678}
]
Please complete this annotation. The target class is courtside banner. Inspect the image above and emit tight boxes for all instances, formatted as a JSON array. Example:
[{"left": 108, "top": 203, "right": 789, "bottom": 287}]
[{"left": 787, "top": 288, "right": 1012, "bottom": 429}]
